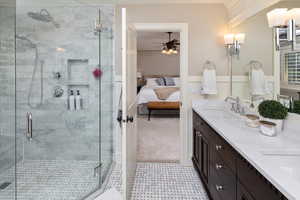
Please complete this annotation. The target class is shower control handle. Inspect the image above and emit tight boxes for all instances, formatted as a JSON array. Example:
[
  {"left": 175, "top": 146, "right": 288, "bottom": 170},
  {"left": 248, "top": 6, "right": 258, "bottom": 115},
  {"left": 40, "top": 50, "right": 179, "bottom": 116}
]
[{"left": 26, "top": 112, "right": 33, "bottom": 140}]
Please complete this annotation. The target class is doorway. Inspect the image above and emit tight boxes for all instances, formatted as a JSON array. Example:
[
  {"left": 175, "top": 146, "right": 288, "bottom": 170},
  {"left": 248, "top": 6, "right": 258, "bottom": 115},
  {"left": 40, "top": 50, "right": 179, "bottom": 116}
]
[{"left": 136, "top": 31, "right": 181, "bottom": 162}]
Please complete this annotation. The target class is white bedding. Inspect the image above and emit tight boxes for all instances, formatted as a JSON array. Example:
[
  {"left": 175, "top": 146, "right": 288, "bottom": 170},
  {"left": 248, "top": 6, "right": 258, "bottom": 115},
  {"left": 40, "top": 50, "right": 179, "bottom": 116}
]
[{"left": 137, "top": 86, "right": 180, "bottom": 104}]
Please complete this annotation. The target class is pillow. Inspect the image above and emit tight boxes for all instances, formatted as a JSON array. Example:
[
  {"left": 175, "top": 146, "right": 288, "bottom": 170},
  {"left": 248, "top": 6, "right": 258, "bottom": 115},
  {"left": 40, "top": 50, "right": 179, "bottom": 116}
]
[
  {"left": 174, "top": 77, "right": 180, "bottom": 86},
  {"left": 164, "top": 77, "right": 175, "bottom": 86},
  {"left": 155, "top": 77, "right": 165, "bottom": 86},
  {"left": 146, "top": 78, "right": 158, "bottom": 87}
]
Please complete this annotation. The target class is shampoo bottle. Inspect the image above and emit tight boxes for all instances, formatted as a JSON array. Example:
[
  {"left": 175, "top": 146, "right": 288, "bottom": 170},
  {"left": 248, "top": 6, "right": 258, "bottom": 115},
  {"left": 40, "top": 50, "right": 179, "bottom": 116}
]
[
  {"left": 69, "top": 90, "right": 75, "bottom": 111},
  {"left": 75, "top": 90, "right": 81, "bottom": 111}
]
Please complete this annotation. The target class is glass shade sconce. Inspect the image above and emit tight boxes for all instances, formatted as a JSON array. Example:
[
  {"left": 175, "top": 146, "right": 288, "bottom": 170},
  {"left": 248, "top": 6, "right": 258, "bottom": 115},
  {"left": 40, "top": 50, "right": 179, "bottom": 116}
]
[
  {"left": 224, "top": 33, "right": 245, "bottom": 58},
  {"left": 267, "top": 8, "right": 300, "bottom": 51},
  {"left": 224, "top": 33, "right": 245, "bottom": 96}
]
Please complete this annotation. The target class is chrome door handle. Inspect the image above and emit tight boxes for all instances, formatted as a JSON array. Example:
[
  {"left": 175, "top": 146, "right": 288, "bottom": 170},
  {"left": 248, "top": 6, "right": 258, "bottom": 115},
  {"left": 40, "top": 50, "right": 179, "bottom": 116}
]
[
  {"left": 126, "top": 116, "right": 134, "bottom": 123},
  {"left": 26, "top": 112, "right": 33, "bottom": 140}
]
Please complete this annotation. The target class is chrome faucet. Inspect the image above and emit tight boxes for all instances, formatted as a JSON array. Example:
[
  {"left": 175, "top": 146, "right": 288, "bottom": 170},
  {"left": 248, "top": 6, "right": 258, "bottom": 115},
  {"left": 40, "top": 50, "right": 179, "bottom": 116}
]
[
  {"left": 225, "top": 96, "right": 245, "bottom": 115},
  {"left": 250, "top": 95, "right": 265, "bottom": 108},
  {"left": 26, "top": 112, "right": 33, "bottom": 140}
]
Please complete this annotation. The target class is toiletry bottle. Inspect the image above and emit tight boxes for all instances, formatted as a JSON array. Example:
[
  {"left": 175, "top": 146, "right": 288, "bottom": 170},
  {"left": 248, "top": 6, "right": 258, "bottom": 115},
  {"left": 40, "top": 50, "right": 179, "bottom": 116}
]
[
  {"left": 69, "top": 90, "right": 75, "bottom": 111},
  {"left": 75, "top": 90, "right": 81, "bottom": 111}
]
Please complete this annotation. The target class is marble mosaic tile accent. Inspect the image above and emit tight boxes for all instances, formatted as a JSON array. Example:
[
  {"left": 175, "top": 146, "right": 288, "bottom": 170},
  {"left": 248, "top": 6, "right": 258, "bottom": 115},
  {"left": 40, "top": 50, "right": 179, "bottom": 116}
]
[
  {"left": 0, "top": 160, "right": 105, "bottom": 200},
  {"left": 131, "top": 163, "right": 209, "bottom": 200}
]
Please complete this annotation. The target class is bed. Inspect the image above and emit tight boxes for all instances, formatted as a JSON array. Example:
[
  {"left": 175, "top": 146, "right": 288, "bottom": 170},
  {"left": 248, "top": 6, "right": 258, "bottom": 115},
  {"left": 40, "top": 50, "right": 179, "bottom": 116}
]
[{"left": 137, "top": 77, "right": 181, "bottom": 119}]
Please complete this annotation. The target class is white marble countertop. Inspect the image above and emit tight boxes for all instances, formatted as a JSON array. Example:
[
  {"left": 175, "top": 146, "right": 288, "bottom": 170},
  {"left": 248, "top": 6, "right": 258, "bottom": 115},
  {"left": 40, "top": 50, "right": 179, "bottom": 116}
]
[{"left": 192, "top": 100, "right": 300, "bottom": 200}]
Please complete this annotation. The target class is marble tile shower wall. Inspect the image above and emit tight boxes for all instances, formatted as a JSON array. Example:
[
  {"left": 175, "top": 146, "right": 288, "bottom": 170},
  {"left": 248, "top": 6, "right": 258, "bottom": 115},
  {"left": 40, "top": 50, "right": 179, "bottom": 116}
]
[{"left": 13, "top": 5, "right": 115, "bottom": 162}]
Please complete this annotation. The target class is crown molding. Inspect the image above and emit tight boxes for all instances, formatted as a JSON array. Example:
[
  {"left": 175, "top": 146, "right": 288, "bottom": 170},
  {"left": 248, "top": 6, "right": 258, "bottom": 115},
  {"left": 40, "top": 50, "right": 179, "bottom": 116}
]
[
  {"left": 117, "top": 0, "right": 226, "bottom": 4},
  {"left": 228, "top": 0, "right": 281, "bottom": 28}
]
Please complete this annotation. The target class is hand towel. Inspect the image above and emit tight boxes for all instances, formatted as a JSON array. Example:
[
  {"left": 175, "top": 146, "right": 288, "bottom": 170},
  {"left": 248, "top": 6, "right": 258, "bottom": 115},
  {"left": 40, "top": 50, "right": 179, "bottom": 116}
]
[
  {"left": 201, "top": 69, "right": 218, "bottom": 95},
  {"left": 250, "top": 69, "right": 268, "bottom": 95}
]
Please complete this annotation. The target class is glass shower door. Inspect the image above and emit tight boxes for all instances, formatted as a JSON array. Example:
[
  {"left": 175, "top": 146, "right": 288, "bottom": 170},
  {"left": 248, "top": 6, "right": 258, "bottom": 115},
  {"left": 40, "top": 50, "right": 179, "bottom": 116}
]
[
  {"left": 0, "top": 0, "right": 16, "bottom": 199},
  {"left": 14, "top": 4, "right": 113, "bottom": 200}
]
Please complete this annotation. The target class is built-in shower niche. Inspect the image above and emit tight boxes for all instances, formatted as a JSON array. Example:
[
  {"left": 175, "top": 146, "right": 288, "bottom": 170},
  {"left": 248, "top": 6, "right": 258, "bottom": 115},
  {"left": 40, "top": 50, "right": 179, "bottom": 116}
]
[{"left": 67, "top": 59, "right": 90, "bottom": 111}]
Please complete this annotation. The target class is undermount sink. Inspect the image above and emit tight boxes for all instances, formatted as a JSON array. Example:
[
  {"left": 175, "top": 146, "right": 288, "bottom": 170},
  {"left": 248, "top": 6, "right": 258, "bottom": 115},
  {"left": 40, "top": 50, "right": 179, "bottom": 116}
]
[{"left": 261, "top": 150, "right": 300, "bottom": 157}]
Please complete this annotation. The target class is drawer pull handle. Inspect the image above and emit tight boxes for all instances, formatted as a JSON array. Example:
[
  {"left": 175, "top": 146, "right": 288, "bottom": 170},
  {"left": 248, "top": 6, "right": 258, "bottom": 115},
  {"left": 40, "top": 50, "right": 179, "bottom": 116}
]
[
  {"left": 196, "top": 131, "right": 202, "bottom": 137},
  {"left": 216, "top": 145, "right": 223, "bottom": 151},
  {"left": 215, "top": 164, "right": 223, "bottom": 170},
  {"left": 216, "top": 185, "right": 224, "bottom": 191}
]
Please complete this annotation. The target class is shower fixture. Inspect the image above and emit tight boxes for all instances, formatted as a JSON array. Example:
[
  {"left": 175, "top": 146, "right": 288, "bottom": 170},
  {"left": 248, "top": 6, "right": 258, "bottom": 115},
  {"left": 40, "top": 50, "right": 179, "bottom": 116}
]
[
  {"left": 28, "top": 9, "right": 60, "bottom": 28},
  {"left": 16, "top": 35, "right": 44, "bottom": 108},
  {"left": 16, "top": 35, "right": 36, "bottom": 49}
]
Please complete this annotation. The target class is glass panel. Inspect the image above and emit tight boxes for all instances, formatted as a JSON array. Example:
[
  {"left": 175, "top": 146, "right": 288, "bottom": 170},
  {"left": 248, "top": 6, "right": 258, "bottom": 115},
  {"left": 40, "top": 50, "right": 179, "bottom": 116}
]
[
  {"left": 99, "top": 8, "right": 114, "bottom": 183},
  {"left": 0, "top": 0, "right": 16, "bottom": 199},
  {"left": 13, "top": 2, "right": 114, "bottom": 199}
]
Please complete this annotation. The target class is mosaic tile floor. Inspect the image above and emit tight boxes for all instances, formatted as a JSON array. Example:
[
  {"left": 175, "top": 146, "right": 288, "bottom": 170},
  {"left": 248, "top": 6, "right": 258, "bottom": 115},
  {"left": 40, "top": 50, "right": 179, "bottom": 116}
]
[
  {"left": 131, "top": 163, "right": 209, "bottom": 200},
  {"left": 0, "top": 160, "right": 105, "bottom": 200}
]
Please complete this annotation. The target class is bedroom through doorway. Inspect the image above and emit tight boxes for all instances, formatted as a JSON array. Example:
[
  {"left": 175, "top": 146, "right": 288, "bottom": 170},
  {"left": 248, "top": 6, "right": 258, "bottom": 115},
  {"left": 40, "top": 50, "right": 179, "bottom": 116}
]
[{"left": 136, "top": 31, "right": 181, "bottom": 163}]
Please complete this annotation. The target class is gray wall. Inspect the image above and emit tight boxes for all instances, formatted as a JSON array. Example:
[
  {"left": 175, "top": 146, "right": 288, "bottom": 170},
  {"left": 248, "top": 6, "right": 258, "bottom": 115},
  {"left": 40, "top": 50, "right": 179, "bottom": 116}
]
[
  {"left": 137, "top": 51, "right": 180, "bottom": 76},
  {"left": 116, "top": 4, "right": 230, "bottom": 76}
]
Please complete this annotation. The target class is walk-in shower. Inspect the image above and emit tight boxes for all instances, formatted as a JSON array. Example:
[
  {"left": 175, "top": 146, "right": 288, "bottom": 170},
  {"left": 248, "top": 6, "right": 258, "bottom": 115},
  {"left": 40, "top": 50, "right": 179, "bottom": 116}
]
[{"left": 0, "top": 2, "right": 114, "bottom": 199}]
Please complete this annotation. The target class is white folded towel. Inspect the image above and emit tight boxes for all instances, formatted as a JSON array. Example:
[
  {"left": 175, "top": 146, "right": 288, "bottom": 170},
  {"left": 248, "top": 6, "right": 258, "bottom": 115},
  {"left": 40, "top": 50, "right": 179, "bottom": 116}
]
[
  {"left": 201, "top": 69, "right": 218, "bottom": 95},
  {"left": 250, "top": 68, "right": 268, "bottom": 95}
]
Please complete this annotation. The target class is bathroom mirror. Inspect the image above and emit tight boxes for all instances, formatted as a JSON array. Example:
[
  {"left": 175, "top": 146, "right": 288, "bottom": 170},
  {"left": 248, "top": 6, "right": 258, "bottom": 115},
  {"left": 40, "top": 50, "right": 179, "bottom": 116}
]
[{"left": 230, "top": 1, "right": 300, "bottom": 115}]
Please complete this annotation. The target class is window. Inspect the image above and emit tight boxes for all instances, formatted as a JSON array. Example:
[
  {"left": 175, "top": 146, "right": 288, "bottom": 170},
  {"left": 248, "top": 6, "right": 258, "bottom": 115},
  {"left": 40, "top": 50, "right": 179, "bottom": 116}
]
[{"left": 285, "top": 52, "right": 300, "bottom": 84}]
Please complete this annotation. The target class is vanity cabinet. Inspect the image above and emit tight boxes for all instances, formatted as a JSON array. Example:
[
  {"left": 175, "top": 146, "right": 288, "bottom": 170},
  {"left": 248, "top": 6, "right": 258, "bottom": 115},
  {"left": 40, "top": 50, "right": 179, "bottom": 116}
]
[{"left": 192, "top": 111, "right": 288, "bottom": 200}]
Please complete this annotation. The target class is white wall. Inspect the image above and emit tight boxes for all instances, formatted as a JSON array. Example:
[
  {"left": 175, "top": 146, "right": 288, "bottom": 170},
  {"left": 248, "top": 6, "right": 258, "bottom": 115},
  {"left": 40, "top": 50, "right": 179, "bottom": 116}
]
[
  {"left": 116, "top": 4, "right": 229, "bottom": 76},
  {"left": 137, "top": 51, "right": 180, "bottom": 76}
]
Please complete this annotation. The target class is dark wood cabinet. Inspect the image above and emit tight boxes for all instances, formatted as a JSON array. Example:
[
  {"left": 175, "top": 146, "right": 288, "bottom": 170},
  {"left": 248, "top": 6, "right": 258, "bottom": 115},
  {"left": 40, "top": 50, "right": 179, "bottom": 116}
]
[
  {"left": 237, "top": 181, "right": 255, "bottom": 200},
  {"left": 193, "top": 127, "right": 209, "bottom": 185},
  {"left": 192, "top": 111, "right": 287, "bottom": 200}
]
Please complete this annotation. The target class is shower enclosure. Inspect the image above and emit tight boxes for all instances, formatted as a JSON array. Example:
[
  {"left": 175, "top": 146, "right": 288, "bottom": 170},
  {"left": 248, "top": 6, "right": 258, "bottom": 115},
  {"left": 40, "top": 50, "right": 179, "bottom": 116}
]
[{"left": 0, "top": 0, "right": 115, "bottom": 199}]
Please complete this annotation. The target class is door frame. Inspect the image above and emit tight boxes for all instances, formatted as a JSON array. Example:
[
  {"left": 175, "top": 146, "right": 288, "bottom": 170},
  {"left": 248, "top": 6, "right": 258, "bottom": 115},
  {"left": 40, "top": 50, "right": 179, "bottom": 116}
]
[{"left": 133, "top": 23, "right": 189, "bottom": 165}]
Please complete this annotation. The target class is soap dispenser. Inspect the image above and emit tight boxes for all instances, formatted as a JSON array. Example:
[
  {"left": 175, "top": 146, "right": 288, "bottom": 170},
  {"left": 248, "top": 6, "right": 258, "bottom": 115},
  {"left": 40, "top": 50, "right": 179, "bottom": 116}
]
[
  {"left": 69, "top": 90, "right": 75, "bottom": 111},
  {"left": 75, "top": 90, "right": 81, "bottom": 111}
]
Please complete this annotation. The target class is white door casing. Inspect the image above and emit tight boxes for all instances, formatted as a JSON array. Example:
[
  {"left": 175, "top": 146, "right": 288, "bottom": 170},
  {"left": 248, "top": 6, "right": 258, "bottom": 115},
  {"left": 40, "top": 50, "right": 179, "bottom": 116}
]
[
  {"left": 133, "top": 23, "right": 189, "bottom": 165},
  {"left": 121, "top": 8, "right": 138, "bottom": 200}
]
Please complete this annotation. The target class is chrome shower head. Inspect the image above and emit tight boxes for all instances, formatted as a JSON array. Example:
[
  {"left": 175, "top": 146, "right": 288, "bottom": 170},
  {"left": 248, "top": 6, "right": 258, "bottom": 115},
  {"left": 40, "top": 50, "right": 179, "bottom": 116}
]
[{"left": 27, "top": 9, "right": 60, "bottom": 28}]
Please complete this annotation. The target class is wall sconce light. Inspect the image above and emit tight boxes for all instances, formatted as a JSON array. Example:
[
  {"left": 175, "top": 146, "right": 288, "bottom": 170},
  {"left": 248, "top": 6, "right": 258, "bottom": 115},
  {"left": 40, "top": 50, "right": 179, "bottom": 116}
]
[
  {"left": 224, "top": 33, "right": 245, "bottom": 96},
  {"left": 267, "top": 8, "right": 300, "bottom": 51},
  {"left": 224, "top": 33, "right": 245, "bottom": 58}
]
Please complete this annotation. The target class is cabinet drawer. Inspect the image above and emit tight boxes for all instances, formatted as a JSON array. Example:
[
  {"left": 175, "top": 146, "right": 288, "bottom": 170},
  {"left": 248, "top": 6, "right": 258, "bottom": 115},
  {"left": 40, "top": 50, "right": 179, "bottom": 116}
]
[
  {"left": 211, "top": 133, "right": 237, "bottom": 173},
  {"left": 237, "top": 157, "right": 285, "bottom": 200},
  {"left": 209, "top": 152, "right": 236, "bottom": 200}
]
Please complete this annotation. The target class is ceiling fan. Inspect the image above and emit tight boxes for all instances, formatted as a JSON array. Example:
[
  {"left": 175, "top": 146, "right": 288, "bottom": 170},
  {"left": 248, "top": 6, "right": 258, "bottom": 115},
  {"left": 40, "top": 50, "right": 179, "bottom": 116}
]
[{"left": 161, "top": 32, "right": 180, "bottom": 55}]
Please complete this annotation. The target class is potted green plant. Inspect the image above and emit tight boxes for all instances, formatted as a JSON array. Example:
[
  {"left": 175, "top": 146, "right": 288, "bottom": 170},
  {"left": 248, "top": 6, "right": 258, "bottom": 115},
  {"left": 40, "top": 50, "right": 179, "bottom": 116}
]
[{"left": 258, "top": 100, "right": 288, "bottom": 132}]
